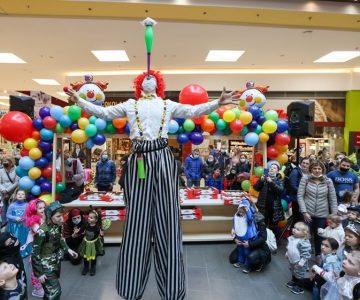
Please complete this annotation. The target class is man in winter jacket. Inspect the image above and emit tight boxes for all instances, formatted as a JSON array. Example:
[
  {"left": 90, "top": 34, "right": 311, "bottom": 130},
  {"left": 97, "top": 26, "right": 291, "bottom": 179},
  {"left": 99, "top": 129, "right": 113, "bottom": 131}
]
[{"left": 184, "top": 149, "right": 203, "bottom": 187}]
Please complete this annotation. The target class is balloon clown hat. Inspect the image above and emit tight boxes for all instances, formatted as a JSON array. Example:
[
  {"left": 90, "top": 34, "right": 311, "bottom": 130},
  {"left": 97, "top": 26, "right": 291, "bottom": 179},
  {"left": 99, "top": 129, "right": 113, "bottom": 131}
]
[
  {"left": 238, "top": 81, "right": 269, "bottom": 109},
  {"left": 70, "top": 75, "right": 108, "bottom": 106}
]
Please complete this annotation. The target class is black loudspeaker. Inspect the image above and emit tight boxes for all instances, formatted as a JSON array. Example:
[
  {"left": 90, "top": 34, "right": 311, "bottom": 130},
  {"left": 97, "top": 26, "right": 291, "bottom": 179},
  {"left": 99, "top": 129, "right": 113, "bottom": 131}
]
[
  {"left": 10, "top": 96, "right": 35, "bottom": 119},
  {"left": 287, "top": 101, "right": 315, "bottom": 137}
]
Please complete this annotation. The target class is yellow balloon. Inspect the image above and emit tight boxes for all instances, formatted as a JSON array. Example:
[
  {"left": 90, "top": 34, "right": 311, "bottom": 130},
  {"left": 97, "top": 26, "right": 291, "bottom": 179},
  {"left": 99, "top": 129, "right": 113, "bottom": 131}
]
[
  {"left": 63, "top": 106, "right": 69, "bottom": 115},
  {"left": 276, "top": 153, "right": 289, "bottom": 165},
  {"left": 223, "top": 110, "right": 236, "bottom": 123},
  {"left": 259, "top": 132, "right": 269, "bottom": 143},
  {"left": 262, "top": 120, "right": 277, "bottom": 134},
  {"left": 71, "top": 129, "right": 87, "bottom": 143},
  {"left": 239, "top": 111, "right": 253, "bottom": 125},
  {"left": 39, "top": 194, "right": 53, "bottom": 205},
  {"left": 28, "top": 167, "right": 42, "bottom": 179},
  {"left": 275, "top": 144, "right": 288, "bottom": 153},
  {"left": 78, "top": 117, "right": 90, "bottom": 130},
  {"left": 24, "top": 138, "right": 38, "bottom": 150},
  {"left": 29, "top": 148, "right": 42, "bottom": 160}
]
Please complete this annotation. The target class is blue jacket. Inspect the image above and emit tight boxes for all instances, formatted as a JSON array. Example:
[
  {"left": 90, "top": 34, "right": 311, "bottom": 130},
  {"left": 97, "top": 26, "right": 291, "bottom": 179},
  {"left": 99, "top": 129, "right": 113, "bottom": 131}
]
[
  {"left": 95, "top": 159, "right": 116, "bottom": 185},
  {"left": 205, "top": 176, "right": 223, "bottom": 190},
  {"left": 288, "top": 167, "right": 303, "bottom": 201},
  {"left": 184, "top": 155, "right": 203, "bottom": 180}
]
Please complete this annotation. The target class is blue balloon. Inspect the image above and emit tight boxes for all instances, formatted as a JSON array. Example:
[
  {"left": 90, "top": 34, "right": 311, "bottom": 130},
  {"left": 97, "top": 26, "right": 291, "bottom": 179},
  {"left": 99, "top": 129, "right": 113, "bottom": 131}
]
[
  {"left": 177, "top": 133, "right": 189, "bottom": 145},
  {"left": 276, "top": 119, "right": 289, "bottom": 133},
  {"left": 95, "top": 118, "right": 107, "bottom": 130},
  {"left": 59, "top": 115, "right": 72, "bottom": 128},
  {"left": 40, "top": 128, "right": 54, "bottom": 141},
  {"left": 19, "top": 157, "right": 35, "bottom": 170},
  {"left": 189, "top": 132, "right": 204, "bottom": 145},
  {"left": 244, "top": 132, "right": 259, "bottom": 146},
  {"left": 38, "top": 141, "right": 52, "bottom": 153},
  {"left": 15, "top": 166, "right": 28, "bottom": 177},
  {"left": 36, "top": 176, "right": 47, "bottom": 186},
  {"left": 124, "top": 123, "right": 130, "bottom": 134},
  {"left": 19, "top": 176, "right": 35, "bottom": 190},
  {"left": 85, "top": 139, "right": 94, "bottom": 149},
  {"left": 248, "top": 120, "right": 258, "bottom": 130},
  {"left": 50, "top": 105, "right": 64, "bottom": 121},
  {"left": 70, "top": 122, "right": 78, "bottom": 131},
  {"left": 31, "top": 185, "right": 41, "bottom": 196},
  {"left": 174, "top": 118, "right": 185, "bottom": 126},
  {"left": 92, "top": 133, "right": 106, "bottom": 145},
  {"left": 45, "top": 151, "right": 53, "bottom": 162},
  {"left": 35, "top": 157, "right": 49, "bottom": 168},
  {"left": 40, "top": 181, "right": 52, "bottom": 193},
  {"left": 257, "top": 115, "right": 266, "bottom": 125},
  {"left": 168, "top": 120, "right": 179, "bottom": 134},
  {"left": 240, "top": 127, "right": 249, "bottom": 135},
  {"left": 39, "top": 107, "right": 51, "bottom": 119},
  {"left": 248, "top": 105, "right": 261, "bottom": 119},
  {"left": 32, "top": 118, "right": 43, "bottom": 130}
]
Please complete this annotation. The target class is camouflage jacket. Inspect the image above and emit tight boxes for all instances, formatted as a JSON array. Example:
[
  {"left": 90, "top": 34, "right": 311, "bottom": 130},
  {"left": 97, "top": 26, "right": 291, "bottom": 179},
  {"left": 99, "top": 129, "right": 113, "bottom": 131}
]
[{"left": 32, "top": 223, "right": 69, "bottom": 278}]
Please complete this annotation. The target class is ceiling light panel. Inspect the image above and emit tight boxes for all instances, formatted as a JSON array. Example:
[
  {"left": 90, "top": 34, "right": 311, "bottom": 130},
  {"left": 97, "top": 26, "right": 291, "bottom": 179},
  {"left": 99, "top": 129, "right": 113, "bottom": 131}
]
[
  {"left": 33, "top": 79, "right": 60, "bottom": 85},
  {"left": 91, "top": 50, "right": 129, "bottom": 62},
  {"left": 0, "top": 53, "right": 26, "bottom": 63},
  {"left": 205, "top": 50, "right": 245, "bottom": 62},
  {"left": 314, "top": 51, "right": 360, "bottom": 63}
]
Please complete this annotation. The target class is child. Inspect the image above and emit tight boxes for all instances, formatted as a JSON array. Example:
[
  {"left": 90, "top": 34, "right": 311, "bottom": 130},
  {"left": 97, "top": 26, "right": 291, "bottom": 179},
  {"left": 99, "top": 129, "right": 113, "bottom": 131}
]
[
  {"left": 205, "top": 167, "right": 223, "bottom": 190},
  {"left": 32, "top": 201, "right": 78, "bottom": 300},
  {"left": 338, "top": 204, "right": 349, "bottom": 227},
  {"left": 24, "top": 199, "right": 46, "bottom": 298},
  {"left": 6, "top": 190, "right": 31, "bottom": 258},
  {"left": 78, "top": 209, "right": 104, "bottom": 276},
  {"left": 345, "top": 205, "right": 360, "bottom": 227},
  {"left": 0, "top": 261, "right": 27, "bottom": 300},
  {"left": 339, "top": 223, "right": 360, "bottom": 261},
  {"left": 311, "top": 238, "right": 342, "bottom": 300},
  {"left": 286, "top": 222, "right": 312, "bottom": 295},
  {"left": 231, "top": 199, "right": 258, "bottom": 273},
  {"left": 318, "top": 214, "right": 345, "bottom": 246},
  {"left": 336, "top": 251, "right": 360, "bottom": 300}
]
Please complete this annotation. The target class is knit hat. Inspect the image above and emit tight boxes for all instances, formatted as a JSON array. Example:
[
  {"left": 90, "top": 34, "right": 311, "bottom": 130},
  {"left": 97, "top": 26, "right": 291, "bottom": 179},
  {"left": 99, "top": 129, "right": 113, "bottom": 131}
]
[
  {"left": 70, "top": 208, "right": 81, "bottom": 218},
  {"left": 348, "top": 205, "right": 360, "bottom": 214},
  {"left": 345, "top": 223, "right": 360, "bottom": 238}
]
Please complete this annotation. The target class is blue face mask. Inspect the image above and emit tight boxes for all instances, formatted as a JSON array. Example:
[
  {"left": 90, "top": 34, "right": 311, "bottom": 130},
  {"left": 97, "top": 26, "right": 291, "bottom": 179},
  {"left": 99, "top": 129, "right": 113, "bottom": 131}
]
[
  {"left": 72, "top": 219, "right": 81, "bottom": 225},
  {"left": 102, "top": 155, "right": 108, "bottom": 161}
]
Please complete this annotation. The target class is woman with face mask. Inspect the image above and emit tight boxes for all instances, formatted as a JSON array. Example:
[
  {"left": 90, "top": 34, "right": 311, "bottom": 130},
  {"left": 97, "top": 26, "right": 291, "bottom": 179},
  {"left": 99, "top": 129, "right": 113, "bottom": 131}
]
[
  {"left": 297, "top": 160, "right": 338, "bottom": 264},
  {"left": 94, "top": 150, "right": 116, "bottom": 192},
  {"left": 201, "top": 154, "right": 219, "bottom": 182}
]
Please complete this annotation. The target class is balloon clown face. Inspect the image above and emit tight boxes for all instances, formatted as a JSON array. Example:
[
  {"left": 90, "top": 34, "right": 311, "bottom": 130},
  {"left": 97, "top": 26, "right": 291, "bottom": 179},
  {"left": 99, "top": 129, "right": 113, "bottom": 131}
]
[
  {"left": 238, "top": 81, "right": 268, "bottom": 109},
  {"left": 70, "top": 75, "right": 108, "bottom": 106}
]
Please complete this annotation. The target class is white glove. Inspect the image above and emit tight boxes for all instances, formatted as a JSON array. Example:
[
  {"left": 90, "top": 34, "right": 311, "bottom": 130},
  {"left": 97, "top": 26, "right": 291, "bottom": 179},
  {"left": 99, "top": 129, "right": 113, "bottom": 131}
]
[{"left": 312, "top": 265, "right": 322, "bottom": 275}]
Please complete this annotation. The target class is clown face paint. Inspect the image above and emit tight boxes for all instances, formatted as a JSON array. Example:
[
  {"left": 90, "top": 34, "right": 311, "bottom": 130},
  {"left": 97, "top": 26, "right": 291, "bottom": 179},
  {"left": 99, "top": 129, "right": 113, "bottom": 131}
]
[{"left": 141, "top": 76, "right": 157, "bottom": 94}]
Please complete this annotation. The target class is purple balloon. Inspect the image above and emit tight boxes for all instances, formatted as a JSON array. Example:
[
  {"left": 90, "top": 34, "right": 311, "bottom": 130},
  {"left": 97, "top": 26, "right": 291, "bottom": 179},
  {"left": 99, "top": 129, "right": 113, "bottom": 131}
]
[
  {"left": 40, "top": 181, "right": 52, "bottom": 193},
  {"left": 257, "top": 115, "right": 266, "bottom": 125},
  {"left": 248, "top": 120, "right": 258, "bottom": 130},
  {"left": 32, "top": 118, "right": 43, "bottom": 130},
  {"left": 45, "top": 151, "right": 53, "bottom": 162},
  {"left": 39, "top": 107, "right": 51, "bottom": 119},
  {"left": 36, "top": 176, "right": 47, "bottom": 185},
  {"left": 189, "top": 132, "right": 204, "bottom": 145},
  {"left": 276, "top": 119, "right": 289, "bottom": 133},
  {"left": 124, "top": 123, "right": 130, "bottom": 134},
  {"left": 174, "top": 118, "right": 185, "bottom": 126},
  {"left": 26, "top": 194, "right": 36, "bottom": 201},
  {"left": 38, "top": 141, "right": 52, "bottom": 153},
  {"left": 177, "top": 133, "right": 189, "bottom": 145},
  {"left": 70, "top": 122, "right": 78, "bottom": 131},
  {"left": 267, "top": 133, "right": 276, "bottom": 146},
  {"left": 92, "top": 133, "right": 106, "bottom": 145},
  {"left": 35, "top": 157, "right": 49, "bottom": 168}
]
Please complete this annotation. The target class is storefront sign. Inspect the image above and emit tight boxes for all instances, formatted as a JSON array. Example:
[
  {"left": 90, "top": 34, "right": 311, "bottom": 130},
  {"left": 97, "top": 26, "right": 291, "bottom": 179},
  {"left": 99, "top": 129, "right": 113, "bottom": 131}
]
[{"left": 355, "top": 132, "right": 360, "bottom": 146}]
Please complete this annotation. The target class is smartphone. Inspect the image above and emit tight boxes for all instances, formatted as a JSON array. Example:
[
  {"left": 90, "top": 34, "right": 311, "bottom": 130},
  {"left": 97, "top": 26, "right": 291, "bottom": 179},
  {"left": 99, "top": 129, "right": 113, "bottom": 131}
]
[{"left": 263, "top": 168, "right": 269, "bottom": 177}]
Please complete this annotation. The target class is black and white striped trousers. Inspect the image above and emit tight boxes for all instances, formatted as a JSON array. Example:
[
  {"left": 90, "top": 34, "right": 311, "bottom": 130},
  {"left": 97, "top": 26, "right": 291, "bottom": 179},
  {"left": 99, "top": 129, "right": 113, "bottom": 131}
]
[{"left": 116, "top": 139, "right": 186, "bottom": 300}]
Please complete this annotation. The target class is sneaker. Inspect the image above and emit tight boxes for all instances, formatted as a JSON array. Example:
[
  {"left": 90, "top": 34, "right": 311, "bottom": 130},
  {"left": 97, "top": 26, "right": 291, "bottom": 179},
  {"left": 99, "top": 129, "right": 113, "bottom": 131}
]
[
  {"left": 242, "top": 268, "right": 251, "bottom": 274},
  {"left": 31, "top": 287, "right": 44, "bottom": 298},
  {"left": 290, "top": 286, "right": 304, "bottom": 295},
  {"left": 255, "top": 265, "right": 263, "bottom": 272},
  {"left": 233, "top": 262, "right": 244, "bottom": 268},
  {"left": 286, "top": 281, "right": 297, "bottom": 288}
]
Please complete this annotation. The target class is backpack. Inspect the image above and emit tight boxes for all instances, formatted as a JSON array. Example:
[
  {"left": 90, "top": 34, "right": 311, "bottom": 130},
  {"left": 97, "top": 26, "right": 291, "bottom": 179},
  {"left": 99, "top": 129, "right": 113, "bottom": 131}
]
[{"left": 266, "top": 228, "right": 277, "bottom": 252}]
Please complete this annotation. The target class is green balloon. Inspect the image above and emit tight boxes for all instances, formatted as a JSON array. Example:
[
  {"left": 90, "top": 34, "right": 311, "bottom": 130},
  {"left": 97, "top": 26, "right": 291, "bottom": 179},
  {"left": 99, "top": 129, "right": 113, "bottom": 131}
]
[
  {"left": 254, "top": 124, "right": 262, "bottom": 134},
  {"left": 68, "top": 105, "right": 82, "bottom": 121},
  {"left": 178, "top": 126, "right": 185, "bottom": 134},
  {"left": 254, "top": 166, "right": 264, "bottom": 177},
  {"left": 145, "top": 25, "right": 154, "bottom": 53},
  {"left": 85, "top": 124, "right": 97, "bottom": 137},
  {"left": 223, "top": 126, "right": 232, "bottom": 136},
  {"left": 232, "top": 108, "right": 241, "bottom": 119},
  {"left": 241, "top": 180, "right": 250, "bottom": 192},
  {"left": 183, "top": 119, "right": 195, "bottom": 132},
  {"left": 281, "top": 199, "right": 289, "bottom": 212},
  {"left": 216, "top": 119, "right": 227, "bottom": 131},
  {"left": 208, "top": 111, "right": 220, "bottom": 123},
  {"left": 89, "top": 116, "right": 97, "bottom": 124},
  {"left": 106, "top": 123, "right": 117, "bottom": 134},
  {"left": 55, "top": 123, "right": 64, "bottom": 134},
  {"left": 265, "top": 110, "right": 279, "bottom": 121},
  {"left": 56, "top": 182, "right": 65, "bottom": 193}
]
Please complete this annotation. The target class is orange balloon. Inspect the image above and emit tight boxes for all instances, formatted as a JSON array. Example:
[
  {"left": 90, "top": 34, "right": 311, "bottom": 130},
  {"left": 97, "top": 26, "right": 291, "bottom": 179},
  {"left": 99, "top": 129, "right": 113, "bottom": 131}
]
[
  {"left": 113, "top": 118, "right": 127, "bottom": 129},
  {"left": 276, "top": 152, "right": 289, "bottom": 164},
  {"left": 32, "top": 131, "right": 41, "bottom": 140},
  {"left": 201, "top": 119, "right": 215, "bottom": 132},
  {"left": 274, "top": 143, "right": 288, "bottom": 153}
]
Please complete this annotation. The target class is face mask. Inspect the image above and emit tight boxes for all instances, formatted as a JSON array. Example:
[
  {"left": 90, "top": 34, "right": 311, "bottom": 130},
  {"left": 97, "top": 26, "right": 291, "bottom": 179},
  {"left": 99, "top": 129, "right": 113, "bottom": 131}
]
[
  {"left": 2, "top": 162, "right": 9, "bottom": 168},
  {"left": 231, "top": 170, "right": 236, "bottom": 175},
  {"left": 66, "top": 159, "right": 72, "bottom": 166},
  {"left": 102, "top": 155, "right": 108, "bottom": 161},
  {"left": 73, "top": 219, "right": 81, "bottom": 225},
  {"left": 240, "top": 159, "right": 246, "bottom": 163},
  {"left": 141, "top": 77, "right": 157, "bottom": 93},
  {"left": 339, "top": 167, "right": 349, "bottom": 173},
  {"left": 207, "top": 159, "right": 214, "bottom": 163},
  {"left": 221, "top": 150, "right": 226, "bottom": 153},
  {"left": 312, "top": 174, "right": 323, "bottom": 179},
  {"left": 193, "top": 155, "right": 199, "bottom": 159},
  {"left": 213, "top": 173, "right": 220, "bottom": 178}
]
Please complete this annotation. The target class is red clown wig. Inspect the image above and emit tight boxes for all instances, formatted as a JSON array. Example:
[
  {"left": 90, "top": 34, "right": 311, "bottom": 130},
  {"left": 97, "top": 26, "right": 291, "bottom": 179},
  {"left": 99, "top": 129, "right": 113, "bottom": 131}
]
[{"left": 133, "top": 70, "right": 165, "bottom": 100}]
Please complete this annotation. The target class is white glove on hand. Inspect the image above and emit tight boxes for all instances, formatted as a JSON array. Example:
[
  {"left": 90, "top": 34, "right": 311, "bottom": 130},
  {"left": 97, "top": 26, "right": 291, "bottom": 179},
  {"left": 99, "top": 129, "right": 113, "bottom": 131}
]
[{"left": 312, "top": 265, "right": 322, "bottom": 275}]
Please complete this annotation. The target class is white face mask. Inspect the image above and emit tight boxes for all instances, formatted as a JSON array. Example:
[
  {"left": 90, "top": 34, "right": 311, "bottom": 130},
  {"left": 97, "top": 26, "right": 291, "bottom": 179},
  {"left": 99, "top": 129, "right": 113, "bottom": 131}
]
[
  {"left": 141, "top": 77, "right": 157, "bottom": 93},
  {"left": 240, "top": 158, "right": 246, "bottom": 163}
]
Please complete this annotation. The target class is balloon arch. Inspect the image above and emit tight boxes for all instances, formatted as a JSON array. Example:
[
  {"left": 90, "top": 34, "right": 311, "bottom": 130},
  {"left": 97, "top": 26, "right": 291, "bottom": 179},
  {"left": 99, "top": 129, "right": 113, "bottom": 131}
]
[{"left": 0, "top": 80, "right": 290, "bottom": 202}]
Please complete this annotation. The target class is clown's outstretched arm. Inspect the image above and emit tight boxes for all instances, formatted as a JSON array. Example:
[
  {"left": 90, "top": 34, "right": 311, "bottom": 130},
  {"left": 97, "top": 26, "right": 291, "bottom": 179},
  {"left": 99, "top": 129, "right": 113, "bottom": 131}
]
[
  {"left": 66, "top": 88, "right": 128, "bottom": 119},
  {"left": 171, "top": 88, "right": 239, "bottom": 119}
]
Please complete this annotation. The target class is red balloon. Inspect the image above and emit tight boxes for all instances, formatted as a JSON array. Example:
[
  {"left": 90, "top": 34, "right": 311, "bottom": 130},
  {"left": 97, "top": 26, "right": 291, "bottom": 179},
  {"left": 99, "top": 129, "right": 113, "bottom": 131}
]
[
  {"left": 32, "top": 130, "right": 41, "bottom": 140},
  {"left": 56, "top": 171, "right": 62, "bottom": 183},
  {"left": 20, "top": 148, "right": 29, "bottom": 157},
  {"left": 81, "top": 110, "right": 91, "bottom": 119},
  {"left": 0, "top": 112, "right": 33, "bottom": 142},
  {"left": 267, "top": 146, "right": 279, "bottom": 160},
  {"left": 201, "top": 119, "right": 215, "bottom": 132},
  {"left": 43, "top": 116, "right": 57, "bottom": 129},
  {"left": 193, "top": 116, "right": 205, "bottom": 125},
  {"left": 42, "top": 166, "right": 52, "bottom": 178},
  {"left": 216, "top": 107, "right": 226, "bottom": 119},
  {"left": 179, "top": 84, "right": 208, "bottom": 105},
  {"left": 275, "top": 133, "right": 290, "bottom": 146},
  {"left": 230, "top": 120, "right": 244, "bottom": 133},
  {"left": 116, "top": 127, "right": 125, "bottom": 134},
  {"left": 63, "top": 86, "right": 69, "bottom": 93}
]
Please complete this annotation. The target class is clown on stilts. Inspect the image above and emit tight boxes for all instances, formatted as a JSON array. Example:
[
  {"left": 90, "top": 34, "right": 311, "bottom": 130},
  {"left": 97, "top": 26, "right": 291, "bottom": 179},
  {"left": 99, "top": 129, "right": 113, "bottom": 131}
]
[{"left": 66, "top": 17, "right": 240, "bottom": 300}]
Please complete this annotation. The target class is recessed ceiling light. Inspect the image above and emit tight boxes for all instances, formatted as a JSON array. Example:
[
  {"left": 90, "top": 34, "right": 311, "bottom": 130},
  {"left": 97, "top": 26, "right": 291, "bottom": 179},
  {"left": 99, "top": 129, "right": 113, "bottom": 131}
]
[
  {"left": 56, "top": 92, "right": 67, "bottom": 97},
  {"left": 205, "top": 50, "right": 245, "bottom": 62},
  {"left": 91, "top": 50, "right": 129, "bottom": 62},
  {"left": 0, "top": 53, "right": 26, "bottom": 64},
  {"left": 33, "top": 79, "right": 60, "bottom": 85},
  {"left": 314, "top": 51, "right": 360, "bottom": 63}
]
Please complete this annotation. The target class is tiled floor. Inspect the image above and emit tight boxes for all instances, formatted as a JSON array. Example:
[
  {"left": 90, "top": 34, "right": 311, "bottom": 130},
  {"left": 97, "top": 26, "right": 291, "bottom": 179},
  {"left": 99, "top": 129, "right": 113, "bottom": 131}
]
[{"left": 28, "top": 242, "right": 310, "bottom": 300}]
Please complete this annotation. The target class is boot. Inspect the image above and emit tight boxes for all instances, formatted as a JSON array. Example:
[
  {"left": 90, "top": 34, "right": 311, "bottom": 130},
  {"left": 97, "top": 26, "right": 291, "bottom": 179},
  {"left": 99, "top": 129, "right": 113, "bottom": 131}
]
[
  {"left": 82, "top": 260, "right": 89, "bottom": 275},
  {"left": 90, "top": 259, "right": 96, "bottom": 276}
]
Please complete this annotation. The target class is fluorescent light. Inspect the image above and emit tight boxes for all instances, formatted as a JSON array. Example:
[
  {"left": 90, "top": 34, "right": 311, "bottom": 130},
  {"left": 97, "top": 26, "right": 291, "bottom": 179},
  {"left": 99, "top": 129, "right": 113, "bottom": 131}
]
[
  {"left": 314, "top": 51, "right": 360, "bottom": 63},
  {"left": 91, "top": 50, "right": 129, "bottom": 62},
  {"left": 0, "top": 96, "right": 9, "bottom": 100},
  {"left": 0, "top": 102, "right": 10, "bottom": 107},
  {"left": 205, "top": 50, "right": 244, "bottom": 62},
  {"left": 56, "top": 92, "right": 67, "bottom": 97},
  {"left": 0, "top": 53, "right": 26, "bottom": 63},
  {"left": 33, "top": 79, "right": 60, "bottom": 85},
  {"left": 67, "top": 68, "right": 350, "bottom": 77}
]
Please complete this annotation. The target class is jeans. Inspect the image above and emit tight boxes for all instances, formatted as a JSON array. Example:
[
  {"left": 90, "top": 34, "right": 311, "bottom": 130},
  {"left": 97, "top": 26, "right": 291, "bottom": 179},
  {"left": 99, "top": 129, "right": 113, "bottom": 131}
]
[
  {"left": 1, "top": 198, "right": 8, "bottom": 224},
  {"left": 236, "top": 245, "right": 251, "bottom": 267},
  {"left": 304, "top": 216, "right": 327, "bottom": 256},
  {"left": 186, "top": 179, "right": 200, "bottom": 187}
]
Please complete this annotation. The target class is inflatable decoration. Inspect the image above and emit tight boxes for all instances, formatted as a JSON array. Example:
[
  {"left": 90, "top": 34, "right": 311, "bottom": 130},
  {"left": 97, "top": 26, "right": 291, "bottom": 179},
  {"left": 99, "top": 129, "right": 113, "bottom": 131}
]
[
  {"left": 70, "top": 75, "right": 108, "bottom": 106},
  {"left": 238, "top": 81, "right": 269, "bottom": 109}
]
